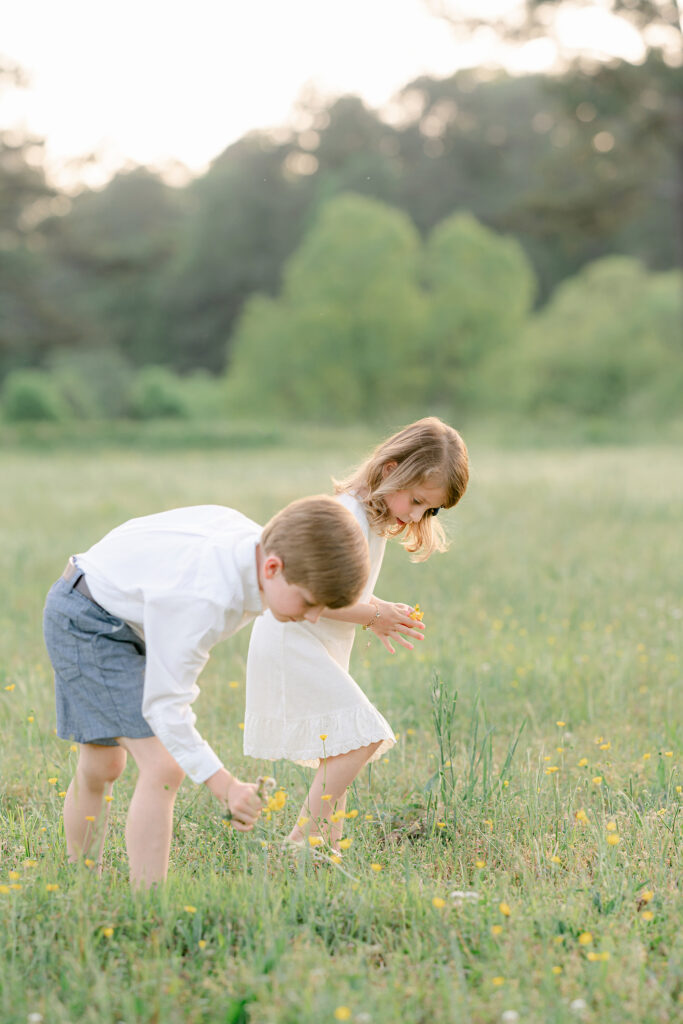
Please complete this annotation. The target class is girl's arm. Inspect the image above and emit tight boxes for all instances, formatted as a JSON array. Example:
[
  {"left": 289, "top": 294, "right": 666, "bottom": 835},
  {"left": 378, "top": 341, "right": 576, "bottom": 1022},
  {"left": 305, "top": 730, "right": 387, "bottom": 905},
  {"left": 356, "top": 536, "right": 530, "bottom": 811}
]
[{"left": 322, "top": 597, "right": 425, "bottom": 654}]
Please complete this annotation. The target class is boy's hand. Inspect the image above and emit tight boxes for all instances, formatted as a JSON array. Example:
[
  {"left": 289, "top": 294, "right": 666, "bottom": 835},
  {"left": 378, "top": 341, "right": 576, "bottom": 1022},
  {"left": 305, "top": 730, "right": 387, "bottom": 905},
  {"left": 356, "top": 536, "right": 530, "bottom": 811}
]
[
  {"left": 368, "top": 598, "right": 426, "bottom": 654},
  {"left": 205, "top": 768, "right": 262, "bottom": 831}
]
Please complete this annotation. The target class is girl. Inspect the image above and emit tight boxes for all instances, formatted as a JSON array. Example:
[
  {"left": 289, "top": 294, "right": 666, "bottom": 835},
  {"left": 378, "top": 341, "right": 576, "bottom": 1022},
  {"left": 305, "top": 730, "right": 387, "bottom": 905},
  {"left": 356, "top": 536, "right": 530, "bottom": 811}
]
[{"left": 244, "top": 417, "right": 469, "bottom": 850}]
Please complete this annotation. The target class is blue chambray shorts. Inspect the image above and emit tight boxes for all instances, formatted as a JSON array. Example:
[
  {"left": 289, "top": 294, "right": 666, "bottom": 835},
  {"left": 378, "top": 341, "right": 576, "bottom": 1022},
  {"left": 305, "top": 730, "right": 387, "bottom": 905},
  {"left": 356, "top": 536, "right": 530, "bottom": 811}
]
[{"left": 43, "top": 569, "right": 154, "bottom": 746}]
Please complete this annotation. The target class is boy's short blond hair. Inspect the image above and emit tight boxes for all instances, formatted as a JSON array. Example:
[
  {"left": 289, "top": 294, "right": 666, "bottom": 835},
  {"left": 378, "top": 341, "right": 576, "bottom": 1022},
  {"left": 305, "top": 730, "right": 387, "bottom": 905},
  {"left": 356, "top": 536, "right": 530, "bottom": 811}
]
[{"left": 261, "top": 495, "right": 369, "bottom": 609}]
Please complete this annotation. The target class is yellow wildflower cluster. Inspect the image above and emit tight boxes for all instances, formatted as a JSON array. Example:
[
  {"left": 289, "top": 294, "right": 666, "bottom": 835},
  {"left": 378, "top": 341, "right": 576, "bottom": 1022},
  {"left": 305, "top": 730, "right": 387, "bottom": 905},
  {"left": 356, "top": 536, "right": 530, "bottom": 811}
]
[{"left": 409, "top": 604, "right": 424, "bottom": 621}]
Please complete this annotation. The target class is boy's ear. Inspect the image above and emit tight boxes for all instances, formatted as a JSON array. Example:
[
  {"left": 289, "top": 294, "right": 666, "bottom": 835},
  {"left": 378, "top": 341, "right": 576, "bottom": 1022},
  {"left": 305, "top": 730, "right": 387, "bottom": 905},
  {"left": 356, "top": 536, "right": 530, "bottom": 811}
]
[
  {"left": 262, "top": 554, "right": 284, "bottom": 579},
  {"left": 382, "top": 460, "right": 398, "bottom": 478}
]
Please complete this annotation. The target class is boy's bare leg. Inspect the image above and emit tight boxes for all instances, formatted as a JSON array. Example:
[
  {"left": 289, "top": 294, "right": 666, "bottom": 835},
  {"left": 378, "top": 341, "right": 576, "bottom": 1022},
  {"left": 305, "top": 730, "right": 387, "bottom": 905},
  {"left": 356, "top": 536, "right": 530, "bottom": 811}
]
[
  {"left": 117, "top": 736, "right": 185, "bottom": 888},
  {"left": 287, "top": 741, "right": 381, "bottom": 850},
  {"left": 64, "top": 743, "right": 127, "bottom": 868}
]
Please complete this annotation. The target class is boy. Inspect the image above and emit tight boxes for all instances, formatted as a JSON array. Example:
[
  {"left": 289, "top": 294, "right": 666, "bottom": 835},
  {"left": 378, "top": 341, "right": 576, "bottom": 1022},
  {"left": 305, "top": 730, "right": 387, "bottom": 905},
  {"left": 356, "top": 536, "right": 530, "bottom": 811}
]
[{"left": 43, "top": 495, "right": 369, "bottom": 887}]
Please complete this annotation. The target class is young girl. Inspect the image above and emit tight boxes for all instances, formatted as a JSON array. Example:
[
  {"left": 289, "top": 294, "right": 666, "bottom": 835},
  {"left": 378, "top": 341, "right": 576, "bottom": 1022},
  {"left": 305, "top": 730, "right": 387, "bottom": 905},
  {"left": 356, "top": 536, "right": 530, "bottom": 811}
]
[{"left": 244, "top": 417, "right": 469, "bottom": 850}]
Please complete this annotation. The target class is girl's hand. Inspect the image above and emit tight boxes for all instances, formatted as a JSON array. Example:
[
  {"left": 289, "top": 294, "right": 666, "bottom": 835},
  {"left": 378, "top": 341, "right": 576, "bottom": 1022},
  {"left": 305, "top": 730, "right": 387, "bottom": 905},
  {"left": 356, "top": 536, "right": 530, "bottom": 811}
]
[
  {"left": 205, "top": 768, "right": 262, "bottom": 831},
  {"left": 367, "top": 598, "right": 425, "bottom": 654}
]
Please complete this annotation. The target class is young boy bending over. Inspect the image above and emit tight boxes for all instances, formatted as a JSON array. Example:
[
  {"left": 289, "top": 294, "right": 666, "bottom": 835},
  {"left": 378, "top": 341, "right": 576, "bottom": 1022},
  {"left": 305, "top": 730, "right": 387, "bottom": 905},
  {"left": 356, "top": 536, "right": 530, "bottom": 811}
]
[{"left": 43, "top": 496, "right": 369, "bottom": 887}]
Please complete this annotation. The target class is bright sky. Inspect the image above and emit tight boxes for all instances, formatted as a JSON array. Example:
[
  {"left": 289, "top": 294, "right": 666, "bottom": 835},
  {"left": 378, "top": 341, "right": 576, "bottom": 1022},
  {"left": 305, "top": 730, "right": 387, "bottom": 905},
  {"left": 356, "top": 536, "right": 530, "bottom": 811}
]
[{"left": 0, "top": 0, "right": 649, "bottom": 190}]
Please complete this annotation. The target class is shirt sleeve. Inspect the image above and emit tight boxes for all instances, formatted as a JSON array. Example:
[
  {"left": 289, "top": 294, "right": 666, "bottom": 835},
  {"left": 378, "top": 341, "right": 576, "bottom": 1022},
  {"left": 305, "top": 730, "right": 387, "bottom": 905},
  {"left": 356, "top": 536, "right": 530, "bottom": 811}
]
[{"left": 140, "top": 592, "right": 228, "bottom": 784}]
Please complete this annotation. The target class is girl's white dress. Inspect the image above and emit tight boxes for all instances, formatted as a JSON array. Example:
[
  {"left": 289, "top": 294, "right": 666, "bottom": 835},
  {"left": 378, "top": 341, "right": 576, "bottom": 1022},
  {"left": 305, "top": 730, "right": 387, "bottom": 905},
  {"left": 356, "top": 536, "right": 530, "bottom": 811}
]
[{"left": 244, "top": 492, "right": 395, "bottom": 768}]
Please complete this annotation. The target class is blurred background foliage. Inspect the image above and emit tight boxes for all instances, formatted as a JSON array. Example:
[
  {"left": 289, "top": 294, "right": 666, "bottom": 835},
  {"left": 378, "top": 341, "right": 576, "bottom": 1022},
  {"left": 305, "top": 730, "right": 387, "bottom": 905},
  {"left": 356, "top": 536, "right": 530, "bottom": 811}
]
[{"left": 0, "top": 14, "right": 681, "bottom": 431}]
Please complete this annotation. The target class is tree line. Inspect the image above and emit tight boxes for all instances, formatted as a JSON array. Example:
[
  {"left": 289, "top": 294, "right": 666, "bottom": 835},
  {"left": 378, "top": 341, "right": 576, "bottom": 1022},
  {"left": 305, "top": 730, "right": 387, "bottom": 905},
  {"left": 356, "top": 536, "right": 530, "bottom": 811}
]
[{"left": 0, "top": 53, "right": 680, "bottom": 423}]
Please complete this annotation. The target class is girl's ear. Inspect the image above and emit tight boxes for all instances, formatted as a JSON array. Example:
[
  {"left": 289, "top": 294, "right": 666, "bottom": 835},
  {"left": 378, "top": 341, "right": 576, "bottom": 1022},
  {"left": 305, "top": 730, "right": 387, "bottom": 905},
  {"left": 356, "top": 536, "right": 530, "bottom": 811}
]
[
  {"left": 262, "top": 554, "right": 284, "bottom": 579},
  {"left": 381, "top": 460, "right": 398, "bottom": 479}
]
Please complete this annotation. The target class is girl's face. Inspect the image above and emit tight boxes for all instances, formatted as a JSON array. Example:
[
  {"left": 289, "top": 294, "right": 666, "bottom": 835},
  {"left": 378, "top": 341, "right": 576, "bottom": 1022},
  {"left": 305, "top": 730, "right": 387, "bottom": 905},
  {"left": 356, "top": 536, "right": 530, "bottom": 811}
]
[{"left": 382, "top": 463, "right": 448, "bottom": 528}]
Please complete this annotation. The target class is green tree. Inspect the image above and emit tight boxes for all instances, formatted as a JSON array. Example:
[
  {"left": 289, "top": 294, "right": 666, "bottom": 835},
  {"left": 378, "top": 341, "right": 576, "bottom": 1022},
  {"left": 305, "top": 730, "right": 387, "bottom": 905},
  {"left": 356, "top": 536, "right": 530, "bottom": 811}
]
[
  {"left": 228, "top": 193, "right": 426, "bottom": 421},
  {"left": 510, "top": 256, "right": 683, "bottom": 417},
  {"left": 422, "top": 212, "right": 536, "bottom": 408}
]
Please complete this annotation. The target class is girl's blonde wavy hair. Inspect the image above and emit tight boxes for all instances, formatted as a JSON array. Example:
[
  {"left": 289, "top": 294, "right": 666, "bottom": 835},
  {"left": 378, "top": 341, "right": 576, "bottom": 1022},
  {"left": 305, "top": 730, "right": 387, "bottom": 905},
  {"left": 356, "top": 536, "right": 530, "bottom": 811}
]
[{"left": 334, "top": 417, "right": 469, "bottom": 561}]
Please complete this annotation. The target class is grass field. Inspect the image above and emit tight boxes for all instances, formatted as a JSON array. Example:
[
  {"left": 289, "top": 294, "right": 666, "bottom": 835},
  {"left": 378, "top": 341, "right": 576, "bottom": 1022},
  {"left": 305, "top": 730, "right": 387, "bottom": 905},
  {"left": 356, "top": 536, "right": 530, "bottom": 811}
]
[{"left": 0, "top": 429, "right": 680, "bottom": 1024}]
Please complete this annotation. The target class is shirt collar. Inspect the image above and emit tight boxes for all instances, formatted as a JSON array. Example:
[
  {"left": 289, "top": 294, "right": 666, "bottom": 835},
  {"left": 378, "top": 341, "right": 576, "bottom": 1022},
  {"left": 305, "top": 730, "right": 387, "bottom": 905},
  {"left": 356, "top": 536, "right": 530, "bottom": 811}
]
[{"left": 235, "top": 531, "right": 264, "bottom": 615}]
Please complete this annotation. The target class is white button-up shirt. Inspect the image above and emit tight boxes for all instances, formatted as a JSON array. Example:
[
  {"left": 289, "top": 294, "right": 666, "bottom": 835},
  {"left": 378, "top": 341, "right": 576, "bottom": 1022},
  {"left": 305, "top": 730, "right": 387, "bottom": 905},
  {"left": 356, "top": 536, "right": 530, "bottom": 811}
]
[{"left": 76, "top": 506, "right": 264, "bottom": 783}]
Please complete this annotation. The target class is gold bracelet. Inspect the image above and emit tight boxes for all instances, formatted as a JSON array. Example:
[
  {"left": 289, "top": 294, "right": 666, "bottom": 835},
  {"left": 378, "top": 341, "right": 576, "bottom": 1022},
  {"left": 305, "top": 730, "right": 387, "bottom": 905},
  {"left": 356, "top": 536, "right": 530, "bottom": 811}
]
[{"left": 361, "top": 602, "right": 380, "bottom": 631}]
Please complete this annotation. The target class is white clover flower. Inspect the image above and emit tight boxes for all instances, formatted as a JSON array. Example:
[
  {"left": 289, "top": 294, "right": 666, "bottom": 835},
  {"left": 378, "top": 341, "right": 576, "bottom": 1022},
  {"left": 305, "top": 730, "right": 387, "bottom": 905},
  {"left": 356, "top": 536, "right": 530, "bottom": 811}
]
[
  {"left": 569, "top": 998, "right": 588, "bottom": 1015},
  {"left": 501, "top": 1011, "right": 520, "bottom": 1023}
]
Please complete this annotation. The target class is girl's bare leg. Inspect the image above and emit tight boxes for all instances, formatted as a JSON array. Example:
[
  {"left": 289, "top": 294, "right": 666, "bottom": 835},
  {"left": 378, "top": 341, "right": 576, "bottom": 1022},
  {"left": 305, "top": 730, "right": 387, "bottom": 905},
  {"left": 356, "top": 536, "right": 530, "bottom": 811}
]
[
  {"left": 63, "top": 743, "right": 127, "bottom": 869},
  {"left": 117, "top": 736, "right": 185, "bottom": 889},
  {"left": 288, "top": 741, "right": 381, "bottom": 850}
]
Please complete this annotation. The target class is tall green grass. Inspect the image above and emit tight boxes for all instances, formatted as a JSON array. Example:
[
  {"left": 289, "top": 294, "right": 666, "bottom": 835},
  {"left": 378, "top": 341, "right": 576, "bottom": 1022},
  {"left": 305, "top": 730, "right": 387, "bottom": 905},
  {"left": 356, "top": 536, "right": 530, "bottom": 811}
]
[{"left": 0, "top": 434, "right": 680, "bottom": 1023}]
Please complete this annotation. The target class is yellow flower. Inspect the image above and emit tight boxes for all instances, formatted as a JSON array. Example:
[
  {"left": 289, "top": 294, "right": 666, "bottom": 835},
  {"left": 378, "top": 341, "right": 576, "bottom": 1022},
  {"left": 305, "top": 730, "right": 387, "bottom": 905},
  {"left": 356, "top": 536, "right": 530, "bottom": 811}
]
[
  {"left": 556, "top": 747, "right": 564, "bottom": 753},
  {"left": 184, "top": 905, "right": 197, "bottom": 913},
  {"left": 409, "top": 604, "right": 424, "bottom": 621},
  {"left": 198, "top": 939, "right": 207, "bottom": 949},
  {"left": 639, "top": 890, "right": 654, "bottom": 903},
  {"left": 4, "top": 684, "right": 15, "bottom": 691},
  {"left": 578, "top": 758, "right": 589, "bottom": 767},
  {"left": 8, "top": 871, "right": 20, "bottom": 880},
  {"left": 330, "top": 811, "right": 345, "bottom": 823},
  {"left": 664, "top": 751, "right": 673, "bottom": 757},
  {"left": 642, "top": 752, "right": 651, "bottom": 760},
  {"left": 329, "top": 854, "right": 342, "bottom": 865},
  {"left": 492, "top": 976, "right": 505, "bottom": 987},
  {"left": 606, "top": 833, "right": 621, "bottom": 846},
  {"left": 556, "top": 721, "right": 566, "bottom": 727},
  {"left": 491, "top": 924, "right": 503, "bottom": 936},
  {"left": 267, "top": 791, "right": 287, "bottom": 812},
  {"left": 45, "top": 884, "right": 59, "bottom": 892},
  {"left": 345, "top": 809, "right": 358, "bottom": 819},
  {"left": 552, "top": 966, "right": 563, "bottom": 975},
  {"left": 0, "top": 885, "right": 10, "bottom": 894},
  {"left": 592, "top": 776, "right": 603, "bottom": 786},
  {"left": 599, "top": 742, "right": 611, "bottom": 751},
  {"left": 238, "top": 722, "right": 244, "bottom": 730},
  {"left": 545, "top": 766, "right": 559, "bottom": 774},
  {"left": 24, "top": 860, "right": 37, "bottom": 868},
  {"left": 406, "top": 728, "right": 415, "bottom": 736},
  {"left": 228, "top": 681, "right": 240, "bottom": 689},
  {"left": 84, "top": 859, "right": 95, "bottom": 868},
  {"left": 370, "top": 863, "right": 382, "bottom": 872},
  {"left": 58, "top": 791, "right": 66, "bottom": 798},
  {"left": 594, "top": 736, "right": 604, "bottom": 745},
  {"left": 319, "top": 733, "right": 328, "bottom": 741},
  {"left": 364, "top": 813, "right": 374, "bottom": 821},
  {"left": 586, "top": 951, "right": 610, "bottom": 962},
  {"left": 483, "top": 819, "right": 493, "bottom": 829},
  {"left": 321, "top": 794, "right": 332, "bottom": 802},
  {"left": 499, "top": 901, "right": 511, "bottom": 917},
  {"left": 102, "top": 927, "right": 114, "bottom": 938},
  {"left": 432, "top": 896, "right": 446, "bottom": 908},
  {"left": 85, "top": 815, "right": 96, "bottom": 822},
  {"left": 10, "top": 884, "right": 21, "bottom": 891},
  {"left": 641, "top": 910, "right": 654, "bottom": 921},
  {"left": 105, "top": 795, "right": 114, "bottom": 803},
  {"left": 475, "top": 859, "right": 486, "bottom": 869},
  {"left": 334, "top": 1008, "right": 352, "bottom": 1022},
  {"left": 578, "top": 932, "right": 592, "bottom": 945},
  {"left": 48, "top": 778, "right": 57, "bottom": 785},
  {"left": 575, "top": 809, "right": 589, "bottom": 823},
  {"left": 549, "top": 855, "right": 561, "bottom": 864},
  {"left": 308, "top": 836, "right": 324, "bottom": 847},
  {"left": 436, "top": 821, "right": 446, "bottom": 829},
  {"left": 27, "top": 716, "right": 34, "bottom": 723},
  {"left": 606, "top": 820, "right": 617, "bottom": 831}
]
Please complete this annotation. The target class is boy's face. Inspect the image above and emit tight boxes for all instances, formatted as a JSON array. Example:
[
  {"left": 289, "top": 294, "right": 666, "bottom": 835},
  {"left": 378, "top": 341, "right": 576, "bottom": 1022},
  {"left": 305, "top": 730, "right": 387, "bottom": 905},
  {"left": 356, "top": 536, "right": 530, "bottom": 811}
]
[{"left": 260, "top": 556, "right": 325, "bottom": 623}]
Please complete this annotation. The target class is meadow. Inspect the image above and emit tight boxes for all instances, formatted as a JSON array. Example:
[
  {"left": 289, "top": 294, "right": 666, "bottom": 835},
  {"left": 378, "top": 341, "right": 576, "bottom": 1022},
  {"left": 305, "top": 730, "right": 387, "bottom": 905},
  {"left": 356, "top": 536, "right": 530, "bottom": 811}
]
[{"left": 0, "top": 427, "right": 680, "bottom": 1024}]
